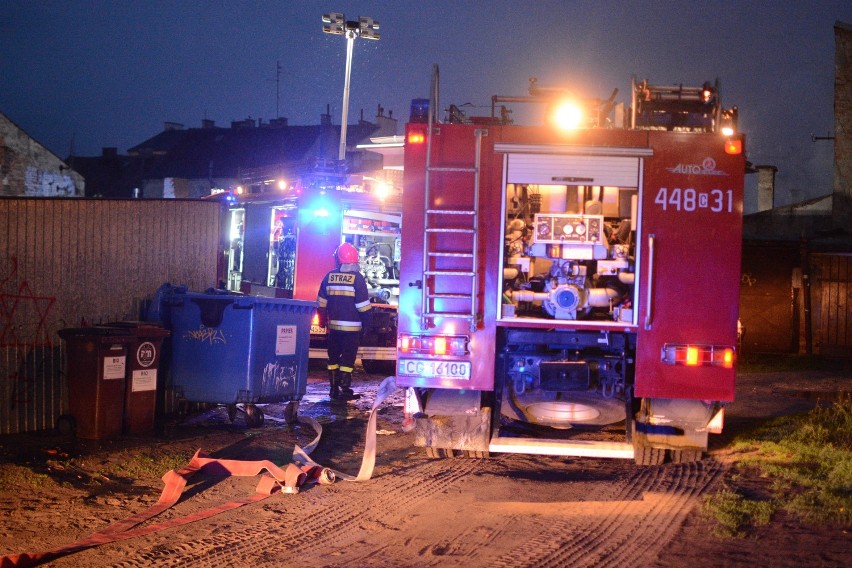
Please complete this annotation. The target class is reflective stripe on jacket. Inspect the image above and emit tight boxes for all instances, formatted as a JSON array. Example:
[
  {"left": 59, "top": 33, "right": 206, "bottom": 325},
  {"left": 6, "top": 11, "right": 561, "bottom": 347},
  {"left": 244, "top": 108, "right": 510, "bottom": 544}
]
[{"left": 317, "top": 268, "right": 372, "bottom": 331}]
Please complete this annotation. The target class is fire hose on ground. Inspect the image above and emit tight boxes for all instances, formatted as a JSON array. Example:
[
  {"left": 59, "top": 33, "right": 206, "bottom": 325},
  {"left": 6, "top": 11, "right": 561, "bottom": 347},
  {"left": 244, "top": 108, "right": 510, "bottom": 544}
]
[{"left": 0, "top": 376, "right": 400, "bottom": 568}]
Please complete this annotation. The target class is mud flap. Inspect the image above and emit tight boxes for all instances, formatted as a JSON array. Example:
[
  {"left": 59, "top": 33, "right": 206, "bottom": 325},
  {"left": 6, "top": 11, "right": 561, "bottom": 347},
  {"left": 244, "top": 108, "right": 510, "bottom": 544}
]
[
  {"left": 413, "top": 388, "right": 491, "bottom": 452},
  {"left": 415, "top": 408, "right": 492, "bottom": 453},
  {"left": 632, "top": 398, "right": 711, "bottom": 451}
]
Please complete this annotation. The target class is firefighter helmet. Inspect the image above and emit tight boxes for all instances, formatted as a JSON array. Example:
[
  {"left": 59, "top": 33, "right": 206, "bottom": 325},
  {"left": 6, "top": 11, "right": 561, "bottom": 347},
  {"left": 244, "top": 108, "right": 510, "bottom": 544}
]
[{"left": 335, "top": 242, "right": 359, "bottom": 264}]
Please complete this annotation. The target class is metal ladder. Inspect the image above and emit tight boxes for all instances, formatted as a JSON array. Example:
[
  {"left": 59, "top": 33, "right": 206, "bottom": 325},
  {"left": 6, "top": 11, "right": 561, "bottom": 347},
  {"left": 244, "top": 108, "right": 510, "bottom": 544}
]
[{"left": 420, "top": 128, "right": 485, "bottom": 332}]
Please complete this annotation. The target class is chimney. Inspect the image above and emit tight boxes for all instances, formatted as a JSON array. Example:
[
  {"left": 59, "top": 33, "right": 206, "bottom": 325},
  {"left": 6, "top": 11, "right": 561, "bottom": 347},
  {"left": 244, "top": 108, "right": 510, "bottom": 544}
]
[
  {"left": 201, "top": 119, "right": 215, "bottom": 128},
  {"left": 321, "top": 103, "right": 332, "bottom": 126},
  {"left": 231, "top": 118, "right": 256, "bottom": 129},
  {"left": 374, "top": 104, "right": 398, "bottom": 137},
  {"left": 832, "top": 21, "right": 852, "bottom": 224},
  {"left": 756, "top": 165, "right": 777, "bottom": 212}
]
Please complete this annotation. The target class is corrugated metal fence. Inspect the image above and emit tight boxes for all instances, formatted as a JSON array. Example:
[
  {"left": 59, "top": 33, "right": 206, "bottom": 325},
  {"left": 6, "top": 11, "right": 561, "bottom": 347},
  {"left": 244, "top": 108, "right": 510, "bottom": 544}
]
[{"left": 1, "top": 198, "right": 222, "bottom": 434}]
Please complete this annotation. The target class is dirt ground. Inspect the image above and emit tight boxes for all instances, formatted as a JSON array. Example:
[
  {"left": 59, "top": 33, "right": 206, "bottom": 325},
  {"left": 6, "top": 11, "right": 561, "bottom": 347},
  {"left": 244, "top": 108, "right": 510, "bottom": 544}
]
[{"left": 0, "top": 360, "right": 849, "bottom": 567}]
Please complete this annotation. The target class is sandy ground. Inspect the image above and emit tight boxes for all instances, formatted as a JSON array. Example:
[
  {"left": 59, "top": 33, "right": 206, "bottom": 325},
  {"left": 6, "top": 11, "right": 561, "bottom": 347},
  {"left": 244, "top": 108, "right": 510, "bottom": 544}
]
[{"left": 0, "top": 361, "right": 849, "bottom": 567}]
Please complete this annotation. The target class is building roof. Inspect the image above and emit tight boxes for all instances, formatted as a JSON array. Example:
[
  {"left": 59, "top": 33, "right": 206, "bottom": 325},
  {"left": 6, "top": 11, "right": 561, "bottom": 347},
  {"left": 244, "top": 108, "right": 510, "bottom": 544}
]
[{"left": 129, "top": 121, "right": 380, "bottom": 180}]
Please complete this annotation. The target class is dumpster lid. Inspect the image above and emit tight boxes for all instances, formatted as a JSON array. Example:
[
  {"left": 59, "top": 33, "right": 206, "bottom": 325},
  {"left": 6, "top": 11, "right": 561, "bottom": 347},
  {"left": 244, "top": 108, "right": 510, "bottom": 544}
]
[
  {"left": 58, "top": 327, "right": 136, "bottom": 340},
  {"left": 101, "top": 321, "right": 171, "bottom": 337}
]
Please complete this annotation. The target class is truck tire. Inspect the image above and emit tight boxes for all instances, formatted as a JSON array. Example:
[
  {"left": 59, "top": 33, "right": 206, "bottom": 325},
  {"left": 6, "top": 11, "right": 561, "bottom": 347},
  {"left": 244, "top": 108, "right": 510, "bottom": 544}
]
[
  {"left": 425, "top": 448, "right": 489, "bottom": 458},
  {"left": 462, "top": 450, "right": 490, "bottom": 458},
  {"left": 634, "top": 446, "right": 666, "bottom": 466},
  {"left": 669, "top": 449, "right": 703, "bottom": 463},
  {"left": 425, "top": 447, "right": 456, "bottom": 458}
]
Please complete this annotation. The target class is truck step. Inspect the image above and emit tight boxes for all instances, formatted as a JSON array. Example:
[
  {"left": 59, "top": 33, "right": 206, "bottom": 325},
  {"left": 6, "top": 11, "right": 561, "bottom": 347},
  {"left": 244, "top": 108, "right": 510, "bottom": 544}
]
[
  {"left": 422, "top": 312, "right": 475, "bottom": 320},
  {"left": 425, "top": 228, "right": 475, "bottom": 234},
  {"left": 489, "top": 437, "right": 635, "bottom": 459},
  {"left": 427, "top": 166, "right": 477, "bottom": 174},
  {"left": 428, "top": 252, "right": 474, "bottom": 258},
  {"left": 426, "top": 209, "right": 476, "bottom": 215},
  {"left": 427, "top": 293, "right": 471, "bottom": 299},
  {"left": 424, "top": 270, "right": 476, "bottom": 276}
]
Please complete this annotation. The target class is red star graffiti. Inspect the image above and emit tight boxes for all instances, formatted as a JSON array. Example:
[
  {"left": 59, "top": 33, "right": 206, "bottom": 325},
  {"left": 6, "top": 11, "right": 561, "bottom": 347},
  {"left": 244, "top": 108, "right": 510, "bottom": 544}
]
[{"left": 0, "top": 257, "right": 56, "bottom": 347}]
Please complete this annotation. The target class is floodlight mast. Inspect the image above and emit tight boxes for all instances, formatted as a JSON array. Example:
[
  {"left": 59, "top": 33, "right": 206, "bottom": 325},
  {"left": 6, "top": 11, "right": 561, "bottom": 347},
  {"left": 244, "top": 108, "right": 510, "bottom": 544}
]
[{"left": 322, "top": 13, "right": 381, "bottom": 162}]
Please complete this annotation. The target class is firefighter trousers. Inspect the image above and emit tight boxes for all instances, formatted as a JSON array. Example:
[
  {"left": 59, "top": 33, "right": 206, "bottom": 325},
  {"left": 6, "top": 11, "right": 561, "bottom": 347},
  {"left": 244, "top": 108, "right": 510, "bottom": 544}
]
[{"left": 326, "top": 329, "right": 360, "bottom": 374}]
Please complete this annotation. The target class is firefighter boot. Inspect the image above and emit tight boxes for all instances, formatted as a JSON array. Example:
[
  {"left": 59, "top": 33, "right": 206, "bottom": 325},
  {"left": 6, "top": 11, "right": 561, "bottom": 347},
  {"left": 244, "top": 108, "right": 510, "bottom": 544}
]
[
  {"left": 328, "top": 369, "right": 341, "bottom": 400},
  {"left": 337, "top": 371, "right": 361, "bottom": 401}
]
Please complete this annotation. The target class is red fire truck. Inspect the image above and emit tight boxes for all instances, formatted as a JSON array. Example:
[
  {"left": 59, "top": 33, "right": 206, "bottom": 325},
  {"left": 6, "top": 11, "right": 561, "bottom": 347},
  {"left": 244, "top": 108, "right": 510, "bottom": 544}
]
[{"left": 397, "top": 76, "right": 744, "bottom": 464}]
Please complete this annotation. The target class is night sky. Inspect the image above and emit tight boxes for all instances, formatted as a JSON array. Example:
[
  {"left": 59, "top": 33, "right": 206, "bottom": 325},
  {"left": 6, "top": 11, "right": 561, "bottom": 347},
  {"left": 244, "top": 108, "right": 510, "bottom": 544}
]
[{"left": 2, "top": 1, "right": 850, "bottom": 212}]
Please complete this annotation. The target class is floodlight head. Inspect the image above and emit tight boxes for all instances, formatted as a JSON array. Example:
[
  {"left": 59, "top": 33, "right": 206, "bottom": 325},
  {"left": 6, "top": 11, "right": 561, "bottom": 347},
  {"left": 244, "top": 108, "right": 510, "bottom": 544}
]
[
  {"left": 358, "top": 16, "right": 381, "bottom": 40},
  {"left": 359, "top": 16, "right": 379, "bottom": 30},
  {"left": 322, "top": 12, "right": 345, "bottom": 34}
]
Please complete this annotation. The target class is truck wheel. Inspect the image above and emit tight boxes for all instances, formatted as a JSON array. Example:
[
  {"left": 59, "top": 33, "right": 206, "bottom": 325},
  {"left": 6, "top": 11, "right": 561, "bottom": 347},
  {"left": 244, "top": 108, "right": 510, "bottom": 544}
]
[
  {"left": 634, "top": 446, "right": 665, "bottom": 466},
  {"left": 669, "top": 449, "right": 703, "bottom": 463},
  {"left": 56, "top": 414, "right": 76, "bottom": 436},
  {"left": 462, "top": 450, "right": 490, "bottom": 458},
  {"left": 425, "top": 447, "right": 455, "bottom": 458}
]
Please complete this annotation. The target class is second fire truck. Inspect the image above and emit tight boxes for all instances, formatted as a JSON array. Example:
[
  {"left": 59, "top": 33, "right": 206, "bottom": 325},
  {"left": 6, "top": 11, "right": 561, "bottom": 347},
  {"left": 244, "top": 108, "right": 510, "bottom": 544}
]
[
  {"left": 220, "top": 170, "right": 401, "bottom": 373},
  {"left": 397, "top": 75, "right": 744, "bottom": 464}
]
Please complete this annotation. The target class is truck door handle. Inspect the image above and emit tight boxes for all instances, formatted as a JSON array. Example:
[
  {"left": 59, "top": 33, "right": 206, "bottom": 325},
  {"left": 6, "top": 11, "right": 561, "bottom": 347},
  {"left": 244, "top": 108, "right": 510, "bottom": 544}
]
[
  {"left": 409, "top": 280, "right": 422, "bottom": 289},
  {"left": 644, "top": 234, "right": 655, "bottom": 330}
]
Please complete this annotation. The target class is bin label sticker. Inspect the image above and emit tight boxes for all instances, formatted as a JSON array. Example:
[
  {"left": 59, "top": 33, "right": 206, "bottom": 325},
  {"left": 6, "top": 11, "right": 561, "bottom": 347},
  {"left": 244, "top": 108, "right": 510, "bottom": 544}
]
[
  {"left": 103, "top": 356, "right": 126, "bottom": 380},
  {"left": 137, "top": 342, "right": 157, "bottom": 368},
  {"left": 276, "top": 325, "right": 297, "bottom": 356},
  {"left": 132, "top": 369, "right": 157, "bottom": 392}
]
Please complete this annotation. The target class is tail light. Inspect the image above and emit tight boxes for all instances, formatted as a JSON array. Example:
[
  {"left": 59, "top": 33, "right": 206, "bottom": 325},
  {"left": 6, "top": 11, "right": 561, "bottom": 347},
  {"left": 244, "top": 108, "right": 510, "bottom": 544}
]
[
  {"left": 661, "top": 344, "right": 735, "bottom": 368},
  {"left": 398, "top": 334, "right": 468, "bottom": 356},
  {"left": 724, "top": 137, "right": 742, "bottom": 155}
]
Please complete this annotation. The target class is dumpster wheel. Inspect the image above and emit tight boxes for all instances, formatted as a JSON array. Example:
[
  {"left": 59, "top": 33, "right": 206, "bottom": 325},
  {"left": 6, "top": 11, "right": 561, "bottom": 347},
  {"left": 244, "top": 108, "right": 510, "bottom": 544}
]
[
  {"left": 226, "top": 403, "right": 265, "bottom": 427},
  {"left": 283, "top": 400, "right": 299, "bottom": 424},
  {"left": 244, "top": 404, "right": 265, "bottom": 428},
  {"left": 56, "top": 414, "right": 76, "bottom": 436}
]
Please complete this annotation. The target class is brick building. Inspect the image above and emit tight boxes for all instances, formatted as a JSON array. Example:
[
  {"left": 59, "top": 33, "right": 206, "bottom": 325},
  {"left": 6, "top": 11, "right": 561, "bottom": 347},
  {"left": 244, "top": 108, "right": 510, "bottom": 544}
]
[{"left": 0, "top": 112, "right": 84, "bottom": 197}]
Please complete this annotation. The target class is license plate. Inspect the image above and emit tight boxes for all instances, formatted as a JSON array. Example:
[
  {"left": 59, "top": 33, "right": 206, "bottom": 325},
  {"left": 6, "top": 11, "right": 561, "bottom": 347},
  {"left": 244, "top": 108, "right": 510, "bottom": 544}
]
[
  {"left": 310, "top": 324, "right": 327, "bottom": 335},
  {"left": 397, "top": 358, "right": 471, "bottom": 380}
]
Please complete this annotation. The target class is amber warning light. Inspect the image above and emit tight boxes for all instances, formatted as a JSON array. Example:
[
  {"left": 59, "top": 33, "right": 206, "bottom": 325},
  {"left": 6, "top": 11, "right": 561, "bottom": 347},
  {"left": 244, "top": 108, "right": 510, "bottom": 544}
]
[
  {"left": 661, "top": 344, "right": 735, "bottom": 369},
  {"left": 407, "top": 131, "right": 426, "bottom": 144}
]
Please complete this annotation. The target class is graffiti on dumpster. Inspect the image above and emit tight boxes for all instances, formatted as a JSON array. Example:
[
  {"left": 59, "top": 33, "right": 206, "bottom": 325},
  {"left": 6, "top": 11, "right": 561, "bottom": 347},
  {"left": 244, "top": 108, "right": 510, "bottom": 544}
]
[
  {"left": 184, "top": 326, "right": 226, "bottom": 345},
  {"left": 261, "top": 361, "right": 296, "bottom": 396}
]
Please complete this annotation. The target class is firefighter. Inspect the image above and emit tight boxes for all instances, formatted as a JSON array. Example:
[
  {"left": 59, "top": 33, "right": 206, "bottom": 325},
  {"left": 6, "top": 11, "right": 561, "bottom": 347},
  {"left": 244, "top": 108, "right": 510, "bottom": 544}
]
[{"left": 316, "top": 242, "right": 372, "bottom": 401}]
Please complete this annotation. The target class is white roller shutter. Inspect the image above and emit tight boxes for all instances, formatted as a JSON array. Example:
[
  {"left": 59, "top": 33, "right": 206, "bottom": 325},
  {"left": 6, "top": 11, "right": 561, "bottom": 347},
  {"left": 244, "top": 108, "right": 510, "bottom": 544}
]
[
  {"left": 496, "top": 145, "right": 650, "bottom": 187},
  {"left": 506, "top": 153, "right": 640, "bottom": 187}
]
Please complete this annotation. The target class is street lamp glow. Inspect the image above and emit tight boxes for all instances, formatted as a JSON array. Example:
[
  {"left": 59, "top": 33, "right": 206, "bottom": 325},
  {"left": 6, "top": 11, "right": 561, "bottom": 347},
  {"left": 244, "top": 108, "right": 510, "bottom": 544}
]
[{"left": 322, "top": 12, "right": 381, "bottom": 162}]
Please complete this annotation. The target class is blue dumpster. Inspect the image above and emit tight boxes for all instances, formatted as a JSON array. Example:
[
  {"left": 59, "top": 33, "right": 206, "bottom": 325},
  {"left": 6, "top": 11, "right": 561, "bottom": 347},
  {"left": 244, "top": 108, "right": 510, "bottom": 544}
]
[{"left": 165, "top": 288, "right": 315, "bottom": 425}]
